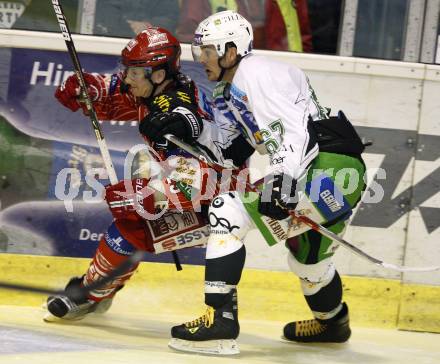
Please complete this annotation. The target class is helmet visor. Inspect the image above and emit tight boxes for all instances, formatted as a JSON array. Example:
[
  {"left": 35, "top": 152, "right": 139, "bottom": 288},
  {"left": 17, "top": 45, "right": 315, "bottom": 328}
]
[
  {"left": 120, "top": 64, "right": 153, "bottom": 81},
  {"left": 191, "top": 43, "right": 219, "bottom": 63},
  {"left": 191, "top": 43, "right": 202, "bottom": 63}
]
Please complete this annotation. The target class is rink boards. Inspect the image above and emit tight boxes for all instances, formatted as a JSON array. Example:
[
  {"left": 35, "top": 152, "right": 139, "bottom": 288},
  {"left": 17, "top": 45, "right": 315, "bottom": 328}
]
[
  {"left": 0, "top": 30, "right": 439, "bottom": 335},
  {"left": 0, "top": 254, "right": 439, "bottom": 333}
]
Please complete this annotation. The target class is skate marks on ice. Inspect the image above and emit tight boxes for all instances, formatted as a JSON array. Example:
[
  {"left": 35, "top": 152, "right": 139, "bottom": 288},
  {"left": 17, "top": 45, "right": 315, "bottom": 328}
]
[{"left": 0, "top": 306, "right": 439, "bottom": 364}]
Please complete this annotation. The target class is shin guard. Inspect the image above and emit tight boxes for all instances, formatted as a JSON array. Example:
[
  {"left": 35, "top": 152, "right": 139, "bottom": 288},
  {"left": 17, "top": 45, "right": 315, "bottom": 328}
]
[
  {"left": 205, "top": 245, "right": 246, "bottom": 308},
  {"left": 83, "top": 223, "right": 139, "bottom": 301}
]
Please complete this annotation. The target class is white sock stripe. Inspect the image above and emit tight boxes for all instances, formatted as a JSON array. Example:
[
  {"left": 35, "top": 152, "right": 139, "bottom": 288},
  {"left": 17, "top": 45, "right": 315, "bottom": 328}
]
[
  {"left": 91, "top": 265, "right": 109, "bottom": 278},
  {"left": 204, "top": 281, "right": 236, "bottom": 294},
  {"left": 312, "top": 303, "right": 343, "bottom": 320},
  {"left": 109, "top": 199, "right": 135, "bottom": 207}
]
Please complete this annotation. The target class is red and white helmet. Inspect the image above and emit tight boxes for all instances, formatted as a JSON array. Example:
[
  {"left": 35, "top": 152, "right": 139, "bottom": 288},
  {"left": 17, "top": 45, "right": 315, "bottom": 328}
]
[{"left": 121, "top": 27, "right": 181, "bottom": 76}]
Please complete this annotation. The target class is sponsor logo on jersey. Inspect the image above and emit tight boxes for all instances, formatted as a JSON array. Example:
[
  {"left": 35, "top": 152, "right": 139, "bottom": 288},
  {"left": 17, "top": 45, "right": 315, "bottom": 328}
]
[
  {"left": 176, "top": 229, "right": 210, "bottom": 245},
  {"left": 229, "top": 84, "right": 247, "bottom": 102},
  {"left": 320, "top": 190, "right": 343, "bottom": 213},
  {"left": 150, "top": 213, "right": 179, "bottom": 237},
  {"left": 265, "top": 218, "right": 288, "bottom": 241},
  {"left": 289, "top": 209, "right": 313, "bottom": 231},
  {"left": 271, "top": 156, "right": 285, "bottom": 165},
  {"left": 149, "top": 211, "right": 200, "bottom": 240},
  {"left": 155, "top": 227, "right": 208, "bottom": 252},
  {"left": 134, "top": 178, "right": 148, "bottom": 214},
  {"left": 176, "top": 91, "right": 191, "bottom": 104},
  {"left": 160, "top": 238, "right": 177, "bottom": 251},
  {"left": 305, "top": 175, "right": 352, "bottom": 222},
  {"left": 174, "top": 180, "right": 193, "bottom": 200}
]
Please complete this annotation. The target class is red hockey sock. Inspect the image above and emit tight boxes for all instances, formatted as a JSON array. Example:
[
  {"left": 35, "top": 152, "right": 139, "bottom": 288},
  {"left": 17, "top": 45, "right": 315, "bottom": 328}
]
[{"left": 82, "top": 237, "right": 139, "bottom": 302}]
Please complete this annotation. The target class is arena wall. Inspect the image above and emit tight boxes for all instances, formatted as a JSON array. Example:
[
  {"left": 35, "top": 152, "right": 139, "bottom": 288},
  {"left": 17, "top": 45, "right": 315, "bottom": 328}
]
[{"left": 0, "top": 30, "right": 439, "bottom": 332}]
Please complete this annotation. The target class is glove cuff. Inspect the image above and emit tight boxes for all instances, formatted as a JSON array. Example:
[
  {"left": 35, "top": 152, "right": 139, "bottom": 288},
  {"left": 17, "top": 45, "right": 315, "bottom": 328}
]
[{"left": 172, "top": 106, "right": 203, "bottom": 139}]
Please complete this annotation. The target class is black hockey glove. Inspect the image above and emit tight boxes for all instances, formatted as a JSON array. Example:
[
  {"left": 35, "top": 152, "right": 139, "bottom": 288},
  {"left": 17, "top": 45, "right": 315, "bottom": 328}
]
[
  {"left": 139, "top": 108, "right": 203, "bottom": 150},
  {"left": 258, "top": 173, "right": 298, "bottom": 220}
]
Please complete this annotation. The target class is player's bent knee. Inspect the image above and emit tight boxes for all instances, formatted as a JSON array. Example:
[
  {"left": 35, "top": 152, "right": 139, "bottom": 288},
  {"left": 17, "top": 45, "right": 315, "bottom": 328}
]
[
  {"left": 206, "top": 193, "right": 251, "bottom": 260},
  {"left": 287, "top": 252, "right": 336, "bottom": 295}
]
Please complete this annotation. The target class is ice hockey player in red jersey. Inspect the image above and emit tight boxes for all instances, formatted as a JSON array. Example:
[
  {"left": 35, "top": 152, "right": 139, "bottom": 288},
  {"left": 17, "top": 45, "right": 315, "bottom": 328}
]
[{"left": 45, "top": 26, "right": 254, "bottom": 321}]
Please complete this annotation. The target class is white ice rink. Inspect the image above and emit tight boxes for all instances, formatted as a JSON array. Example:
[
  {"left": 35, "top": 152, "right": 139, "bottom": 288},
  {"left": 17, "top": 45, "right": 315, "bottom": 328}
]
[{"left": 0, "top": 305, "right": 439, "bottom": 364}]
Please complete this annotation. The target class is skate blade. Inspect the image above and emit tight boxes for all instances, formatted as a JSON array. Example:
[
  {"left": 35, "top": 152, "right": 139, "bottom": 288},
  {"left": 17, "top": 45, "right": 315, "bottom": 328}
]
[
  {"left": 168, "top": 338, "right": 239, "bottom": 355},
  {"left": 93, "top": 298, "right": 113, "bottom": 314},
  {"left": 42, "top": 309, "right": 87, "bottom": 323},
  {"left": 43, "top": 311, "right": 61, "bottom": 323},
  {"left": 41, "top": 302, "right": 57, "bottom": 322}
]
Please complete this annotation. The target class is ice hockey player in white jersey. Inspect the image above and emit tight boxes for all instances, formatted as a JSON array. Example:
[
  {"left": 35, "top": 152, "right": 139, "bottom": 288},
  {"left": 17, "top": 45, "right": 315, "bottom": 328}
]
[{"left": 143, "top": 10, "right": 368, "bottom": 355}]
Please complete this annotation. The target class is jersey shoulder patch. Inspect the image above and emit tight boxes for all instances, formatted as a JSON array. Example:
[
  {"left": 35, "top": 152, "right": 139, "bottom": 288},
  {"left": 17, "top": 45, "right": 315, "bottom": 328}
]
[{"left": 151, "top": 83, "right": 197, "bottom": 113}]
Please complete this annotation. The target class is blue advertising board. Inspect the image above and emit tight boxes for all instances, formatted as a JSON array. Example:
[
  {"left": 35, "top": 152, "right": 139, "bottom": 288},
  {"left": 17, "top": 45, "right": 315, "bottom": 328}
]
[{"left": 0, "top": 47, "right": 214, "bottom": 265}]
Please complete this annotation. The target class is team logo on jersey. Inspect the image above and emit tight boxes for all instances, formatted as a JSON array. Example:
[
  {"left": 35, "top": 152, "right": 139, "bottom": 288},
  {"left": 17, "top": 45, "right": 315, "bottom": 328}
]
[{"left": 153, "top": 94, "right": 172, "bottom": 112}]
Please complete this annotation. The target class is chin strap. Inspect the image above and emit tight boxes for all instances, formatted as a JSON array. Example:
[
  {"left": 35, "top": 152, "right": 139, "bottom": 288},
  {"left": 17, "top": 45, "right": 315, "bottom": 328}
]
[
  {"left": 216, "top": 55, "right": 242, "bottom": 82},
  {"left": 149, "top": 80, "right": 161, "bottom": 97},
  {"left": 120, "top": 80, "right": 130, "bottom": 94}
]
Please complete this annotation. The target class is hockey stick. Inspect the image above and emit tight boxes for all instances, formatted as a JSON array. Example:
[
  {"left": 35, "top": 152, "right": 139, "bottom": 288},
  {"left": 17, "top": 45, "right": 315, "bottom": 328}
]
[
  {"left": 51, "top": 1, "right": 182, "bottom": 270},
  {"left": 52, "top": 0, "right": 117, "bottom": 185},
  {"left": 165, "top": 134, "right": 440, "bottom": 273}
]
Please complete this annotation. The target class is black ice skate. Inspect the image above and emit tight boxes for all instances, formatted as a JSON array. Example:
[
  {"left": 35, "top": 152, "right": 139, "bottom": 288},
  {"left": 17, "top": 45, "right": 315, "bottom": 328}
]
[
  {"left": 43, "top": 276, "right": 114, "bottom": 322},
  {"left": 283, "top": 302, "right": 351, "bottom": 343},
  {"left": 168, "top": 290, "right": 240, "bottom": 355}
]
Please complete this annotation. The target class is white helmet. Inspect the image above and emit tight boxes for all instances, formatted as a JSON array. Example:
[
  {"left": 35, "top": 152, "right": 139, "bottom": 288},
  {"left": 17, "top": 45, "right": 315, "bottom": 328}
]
[{"left": 192, "top": 10, "right": 253, "bottom": 61}]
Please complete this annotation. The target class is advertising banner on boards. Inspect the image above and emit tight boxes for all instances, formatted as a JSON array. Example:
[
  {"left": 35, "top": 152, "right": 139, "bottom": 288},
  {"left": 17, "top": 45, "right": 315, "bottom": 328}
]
[
  {"left": 0, "top": 47, "right": 214, "bottom": 264},
  {"left": 0, "top": 47, "right": 439, "bottom": 269}
]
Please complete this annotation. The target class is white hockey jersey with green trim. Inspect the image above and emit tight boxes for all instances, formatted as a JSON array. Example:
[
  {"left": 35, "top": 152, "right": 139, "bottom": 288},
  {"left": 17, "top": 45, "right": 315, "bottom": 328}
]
[{"left": 223, "top": 54, "right": 328, "bottom": 179}]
